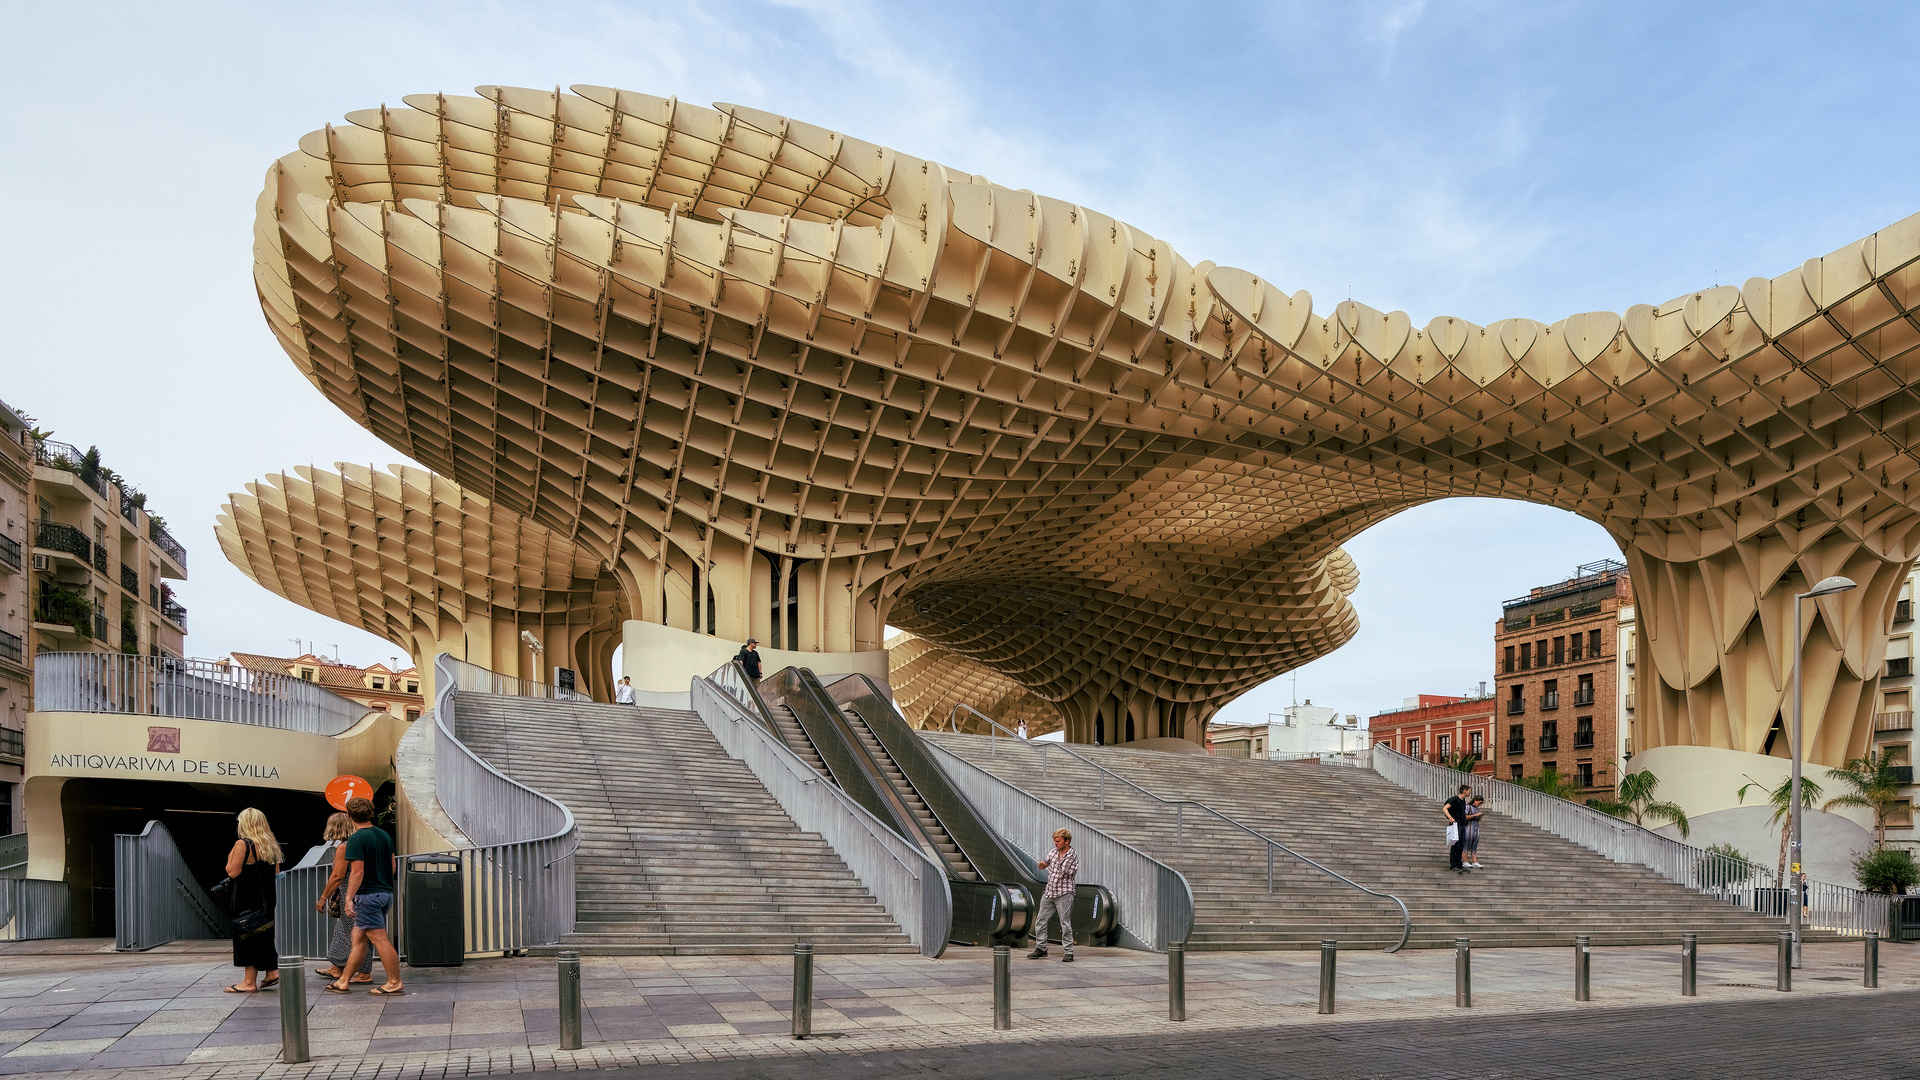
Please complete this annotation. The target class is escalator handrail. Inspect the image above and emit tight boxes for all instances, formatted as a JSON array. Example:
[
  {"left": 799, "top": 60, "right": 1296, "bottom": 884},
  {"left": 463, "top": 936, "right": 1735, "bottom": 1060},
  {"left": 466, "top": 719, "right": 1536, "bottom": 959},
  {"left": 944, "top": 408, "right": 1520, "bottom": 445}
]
[
  {"left": 945, "top": 703, "right": 1411, "bottom": 953},
  {"left": 707, "top": 661, "right": 780, "bottom": 733},
  {"left": 825, "top": 674, "right": 1043, "bottom": 889},
  {"left": 762, "top": 667, "right": 957, "bottom": 879}
]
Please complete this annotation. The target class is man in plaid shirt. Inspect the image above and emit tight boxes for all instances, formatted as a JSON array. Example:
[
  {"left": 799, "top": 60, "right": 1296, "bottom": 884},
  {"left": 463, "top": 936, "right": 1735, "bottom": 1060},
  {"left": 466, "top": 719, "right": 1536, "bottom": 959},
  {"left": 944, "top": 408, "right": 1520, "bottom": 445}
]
[{"left": 1026, "top": 828, "right": 1078, "bottom": 962}]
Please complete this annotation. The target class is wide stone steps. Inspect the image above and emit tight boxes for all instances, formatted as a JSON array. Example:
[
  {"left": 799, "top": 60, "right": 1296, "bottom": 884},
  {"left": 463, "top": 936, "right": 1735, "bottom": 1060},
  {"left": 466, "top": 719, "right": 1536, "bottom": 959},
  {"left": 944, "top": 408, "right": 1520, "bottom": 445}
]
[
  {"left": 455, "top": 694, "right": 916, "bottom": 955},
  {"left": 927, "top": 733, "right": 1813, "bottom": 950}
]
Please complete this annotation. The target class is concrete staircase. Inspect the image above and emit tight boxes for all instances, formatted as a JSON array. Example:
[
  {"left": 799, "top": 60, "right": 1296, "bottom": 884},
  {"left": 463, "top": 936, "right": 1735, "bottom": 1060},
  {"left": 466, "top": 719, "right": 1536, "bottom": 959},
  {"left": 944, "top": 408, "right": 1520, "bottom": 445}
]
[
  {"left": 927, "top": 733, "right": 1810, "bottom": 950},
  {"left": 454, "top": 694, "right": 916, "bottom": 955}
]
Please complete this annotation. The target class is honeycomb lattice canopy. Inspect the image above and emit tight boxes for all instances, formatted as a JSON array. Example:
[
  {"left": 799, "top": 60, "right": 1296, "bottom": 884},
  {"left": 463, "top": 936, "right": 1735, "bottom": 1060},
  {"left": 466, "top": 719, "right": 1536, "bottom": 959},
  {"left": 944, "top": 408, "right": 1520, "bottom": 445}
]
[{"left": 248, "top": 86, "right": 1920, "bottom": 755}]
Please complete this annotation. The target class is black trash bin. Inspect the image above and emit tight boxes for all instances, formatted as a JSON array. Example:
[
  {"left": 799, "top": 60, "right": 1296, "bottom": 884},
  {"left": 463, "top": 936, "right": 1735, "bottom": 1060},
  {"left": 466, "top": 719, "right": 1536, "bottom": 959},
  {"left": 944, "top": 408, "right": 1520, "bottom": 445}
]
[
  {"left": 1892, "top": 896, "right": 1920, "bottom": 942},
  {"left": 403, "top": 854, "right": 465, "bottom": 966}
]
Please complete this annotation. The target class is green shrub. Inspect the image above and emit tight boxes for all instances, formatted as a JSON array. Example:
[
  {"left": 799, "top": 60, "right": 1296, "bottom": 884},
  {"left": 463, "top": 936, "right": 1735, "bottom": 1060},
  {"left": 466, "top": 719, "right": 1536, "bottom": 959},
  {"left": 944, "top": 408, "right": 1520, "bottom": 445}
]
[
  {"left": 1852, "top": 847, "right": 1920, "bottom": 894},
  {"left": 1696, "top": 842, "right": 1759, "bottom": 888}
]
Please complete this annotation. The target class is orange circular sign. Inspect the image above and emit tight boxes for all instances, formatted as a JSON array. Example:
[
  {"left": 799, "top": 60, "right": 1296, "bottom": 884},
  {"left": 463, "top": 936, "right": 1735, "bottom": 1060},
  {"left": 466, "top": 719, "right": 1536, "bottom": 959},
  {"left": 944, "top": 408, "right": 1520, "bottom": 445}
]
[{"left": 325, "top": 775, "right": 373, "bottom": 811}]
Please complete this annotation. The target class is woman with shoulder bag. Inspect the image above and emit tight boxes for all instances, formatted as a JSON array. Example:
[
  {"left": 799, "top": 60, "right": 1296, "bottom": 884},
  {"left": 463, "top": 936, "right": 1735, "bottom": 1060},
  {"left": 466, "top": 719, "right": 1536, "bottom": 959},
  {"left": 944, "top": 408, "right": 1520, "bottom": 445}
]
[
  {"left": 221, "top": 808, "right": 282, "bottom": 993},
  {"left": 313, "top": 813, "right": 373, "bottom": 983}
]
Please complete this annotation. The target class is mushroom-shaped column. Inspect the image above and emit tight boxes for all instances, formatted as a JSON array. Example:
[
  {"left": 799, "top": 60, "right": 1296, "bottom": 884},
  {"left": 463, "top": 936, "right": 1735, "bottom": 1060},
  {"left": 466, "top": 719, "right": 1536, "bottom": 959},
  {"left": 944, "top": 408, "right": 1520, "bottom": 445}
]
[{"left": 217, "top": 464, "right": 627, "bottom": 700}]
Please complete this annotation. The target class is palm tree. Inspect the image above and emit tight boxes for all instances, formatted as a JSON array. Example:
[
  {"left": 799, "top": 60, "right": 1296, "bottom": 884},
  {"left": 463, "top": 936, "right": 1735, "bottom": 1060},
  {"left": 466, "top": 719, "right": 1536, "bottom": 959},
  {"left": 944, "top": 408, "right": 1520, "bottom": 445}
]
[
  {"left": 1591, "top": 769, "right": 1689, "bottom": 837},
  {"left": 1440, "top": 751, "right": 1480, "bottom": 773},
  {"left": 1823, "top": 750, "right": 1905, "bottom": 845},
  {"left": 1514, "top": 767, "right": 1581, "bottom": 801},
  {"left": 1736, "top": 774, "right": 1824, "bottom": 884}
]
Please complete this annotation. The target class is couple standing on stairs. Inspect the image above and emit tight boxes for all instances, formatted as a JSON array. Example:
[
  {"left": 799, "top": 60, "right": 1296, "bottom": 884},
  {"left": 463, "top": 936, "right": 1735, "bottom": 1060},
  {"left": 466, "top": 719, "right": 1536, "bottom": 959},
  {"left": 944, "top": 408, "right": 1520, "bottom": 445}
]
[{"left": 1444, "top": 785, "right": 1486, "bottom": 872}]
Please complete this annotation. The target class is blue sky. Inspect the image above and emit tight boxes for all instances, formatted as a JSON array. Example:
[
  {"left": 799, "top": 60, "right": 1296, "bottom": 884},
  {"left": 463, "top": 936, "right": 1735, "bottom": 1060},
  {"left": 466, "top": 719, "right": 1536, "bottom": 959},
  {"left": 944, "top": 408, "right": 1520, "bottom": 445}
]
[{"left": 1, "top": 1, "right": 1914, "bottom": 710}]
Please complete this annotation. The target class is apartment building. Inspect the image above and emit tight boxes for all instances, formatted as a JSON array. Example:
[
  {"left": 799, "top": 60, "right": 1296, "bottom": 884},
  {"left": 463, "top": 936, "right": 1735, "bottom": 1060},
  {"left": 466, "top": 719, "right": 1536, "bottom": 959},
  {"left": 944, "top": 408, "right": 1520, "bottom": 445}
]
[
  {"left": 1208, "top": 700, "right": 1366, "bottom": 761},
  {"left": 229, "top": 652, "right": 425, "bottom": 722},
  {"left": 1870, "top": 576, "right": 1920, "bottom": 846},
  {"left": 1493, "top": 560, "right": 1633, "bottom": 796},
  {"left": 1370, "top": 692, "right": 1496, "bottom": 777},
  {"left": 0, "top": 402, "right": 30, "bottom": 832}
]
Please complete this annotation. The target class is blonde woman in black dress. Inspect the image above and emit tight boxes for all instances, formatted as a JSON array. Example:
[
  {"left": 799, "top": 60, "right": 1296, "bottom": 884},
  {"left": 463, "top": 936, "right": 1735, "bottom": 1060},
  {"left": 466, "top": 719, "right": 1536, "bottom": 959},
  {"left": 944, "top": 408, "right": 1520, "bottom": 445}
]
[{"left": 222, "top": 808, "right": 282, "bottom": 992}]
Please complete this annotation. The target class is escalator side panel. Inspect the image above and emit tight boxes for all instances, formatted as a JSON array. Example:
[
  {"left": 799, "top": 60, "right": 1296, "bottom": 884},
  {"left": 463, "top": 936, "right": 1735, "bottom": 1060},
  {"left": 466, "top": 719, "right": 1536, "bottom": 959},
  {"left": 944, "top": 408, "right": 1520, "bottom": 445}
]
[{"left": 821, "top": 674, "right": 1043, "bottom": 889}]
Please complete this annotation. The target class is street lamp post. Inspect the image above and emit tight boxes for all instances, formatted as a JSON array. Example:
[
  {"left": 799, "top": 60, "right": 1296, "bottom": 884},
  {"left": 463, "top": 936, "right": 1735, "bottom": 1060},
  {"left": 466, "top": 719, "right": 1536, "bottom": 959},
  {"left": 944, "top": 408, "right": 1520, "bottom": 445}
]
[{"left": 1790, "top": 574, "right": 1857, "bottom": 968}]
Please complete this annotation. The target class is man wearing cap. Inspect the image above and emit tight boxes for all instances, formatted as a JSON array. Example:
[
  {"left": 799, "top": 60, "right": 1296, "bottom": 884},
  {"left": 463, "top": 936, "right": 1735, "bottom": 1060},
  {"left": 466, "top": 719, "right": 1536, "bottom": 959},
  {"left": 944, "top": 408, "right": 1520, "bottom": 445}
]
[{"left": 735, "top": 638, "right": 763, "bottom": 681}]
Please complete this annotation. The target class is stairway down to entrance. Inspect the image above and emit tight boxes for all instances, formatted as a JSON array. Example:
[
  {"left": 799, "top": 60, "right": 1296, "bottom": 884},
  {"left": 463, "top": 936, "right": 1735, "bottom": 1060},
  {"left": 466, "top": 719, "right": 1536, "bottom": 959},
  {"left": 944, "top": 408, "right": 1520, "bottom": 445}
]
[
  {"left": 454, "top": 694, "right": 915, "bottom": 955},
  {"left": 927, "top": 733, "right": 1810, "bottom": 950}
]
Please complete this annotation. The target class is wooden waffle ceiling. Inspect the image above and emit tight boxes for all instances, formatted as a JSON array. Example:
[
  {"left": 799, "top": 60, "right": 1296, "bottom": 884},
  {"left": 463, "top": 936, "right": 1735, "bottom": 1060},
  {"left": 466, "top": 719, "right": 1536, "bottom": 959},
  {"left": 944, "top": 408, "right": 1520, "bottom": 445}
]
[{"left": 242, "top": 86, "right": 1920, "bottom": 756}]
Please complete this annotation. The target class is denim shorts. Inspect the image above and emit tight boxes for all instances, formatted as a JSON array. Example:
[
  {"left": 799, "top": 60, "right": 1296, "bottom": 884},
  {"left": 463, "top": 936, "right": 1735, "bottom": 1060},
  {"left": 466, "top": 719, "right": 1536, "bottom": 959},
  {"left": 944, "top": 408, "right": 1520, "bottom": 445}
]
[{"left": 352, "top": 891, "right": 393, "bottom": 930}]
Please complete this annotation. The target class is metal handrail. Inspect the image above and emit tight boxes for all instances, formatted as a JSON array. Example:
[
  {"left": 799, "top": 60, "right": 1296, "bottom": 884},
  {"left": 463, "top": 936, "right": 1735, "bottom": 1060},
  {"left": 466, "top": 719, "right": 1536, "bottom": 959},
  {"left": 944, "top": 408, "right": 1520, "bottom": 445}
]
[
  {"left": 114, "top": 819, "right": 230, "bottom": 950},
  {"left": 1370, "top": 744, "right": 1888, "bottom": 935},
  {"left": 945, "top": 704, "right": 1411, "bottom": 952},
  {"left": 33, "top": 652, "right": 370, "bottom": 735},
  {"left": 691, "top": 672, "right": 952, "bottom": 957},
  {"left": 427, "top": 653, "right": 579, "bottom": 951},
  {"left": 441, "top": 656, "right": 594, "bottom": 702}
]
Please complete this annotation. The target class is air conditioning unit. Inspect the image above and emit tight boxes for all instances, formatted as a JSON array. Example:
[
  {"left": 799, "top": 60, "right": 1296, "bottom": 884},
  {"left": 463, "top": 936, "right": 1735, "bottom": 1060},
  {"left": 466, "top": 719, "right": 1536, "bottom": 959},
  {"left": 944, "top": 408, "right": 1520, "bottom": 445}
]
[{"left": 30, "top": 554, "right": 48, "bottom": 571}]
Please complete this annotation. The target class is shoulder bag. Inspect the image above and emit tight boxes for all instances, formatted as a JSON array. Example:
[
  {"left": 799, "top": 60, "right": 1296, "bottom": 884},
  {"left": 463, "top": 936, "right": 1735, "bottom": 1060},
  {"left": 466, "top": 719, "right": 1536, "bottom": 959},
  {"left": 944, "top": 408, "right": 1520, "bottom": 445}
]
[{"left": 231, "top": 840, "right": 276, "bottom": 941}]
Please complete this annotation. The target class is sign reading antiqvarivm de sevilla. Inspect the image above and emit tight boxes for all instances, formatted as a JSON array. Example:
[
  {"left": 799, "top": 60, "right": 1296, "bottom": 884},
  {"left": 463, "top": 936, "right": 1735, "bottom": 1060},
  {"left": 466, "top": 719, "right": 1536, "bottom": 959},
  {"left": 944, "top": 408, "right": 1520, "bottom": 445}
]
[{"left": 27, "top": 710, "right": 336, "bottom": 791}]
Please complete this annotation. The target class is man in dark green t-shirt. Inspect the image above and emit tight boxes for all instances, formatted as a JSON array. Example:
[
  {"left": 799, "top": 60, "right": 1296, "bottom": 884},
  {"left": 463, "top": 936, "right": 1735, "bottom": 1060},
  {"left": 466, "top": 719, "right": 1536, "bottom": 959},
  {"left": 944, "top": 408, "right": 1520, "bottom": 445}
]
[{"left": 327, "top": 797, "right": 404, "bottom": 995}]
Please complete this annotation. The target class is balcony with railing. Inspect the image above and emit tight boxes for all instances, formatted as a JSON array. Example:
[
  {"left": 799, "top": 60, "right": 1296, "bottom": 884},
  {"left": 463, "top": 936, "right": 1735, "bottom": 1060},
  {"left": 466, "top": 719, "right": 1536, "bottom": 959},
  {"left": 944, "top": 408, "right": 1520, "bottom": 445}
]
[
  {"left": 0, "top": 628, "right": 22, "bottom": 664},
  {"left": 1505, "top": 738, "right": 1526, "bottom": 754},
  {"left": 149, "top": 520, "right": 187, "bottom": 570},
  {"left": 91, "top": 544, "right": 106, "bottom": 573},
  {"left": 160, "top": 597, "right": 187, "bottom": 632},
  {"left": 35, "top": 585, "right": 94, "bottom": 639},
  {"left": 1538, "top": 736, "right": 1559, "bottom": 751},
  {"left": 1575, "top": 732, "right": 1595, "bottom": 749},
  {"left": 1540, "top": 691, "right": 1561, "bottom": 710},
  {"left": 0, "top": 726, "right": 20, "bottom": 761},
  {"left": 1506, "top": 698, "right": 1525, "bottom": 715},
  {"left": 1875, "top": 711, "right": 1914, "bottom": 732},
  {"left": 33, "top": 520, "right": 91, "bottom": 563},
  {"left": 33, "top": 438, "right": 112, "bottom": 500},
  {"left": 1899, "top": 599, "right": 1914, "bottom": 624},
  {"left": 1895, "top": 766, "right": 1915, "bottom": 785},
  {"left": 0, "top": 532, "right": 19, "bottom": 572},
  {"left": 1573, "top": 687, "right": 1595, "bottom": 706},
  {"left": 120, "top": 565, "right": 138, "bottom": 594},
  {"left": 1890, "top": 657, "right": 1913, "bottom": 679}
]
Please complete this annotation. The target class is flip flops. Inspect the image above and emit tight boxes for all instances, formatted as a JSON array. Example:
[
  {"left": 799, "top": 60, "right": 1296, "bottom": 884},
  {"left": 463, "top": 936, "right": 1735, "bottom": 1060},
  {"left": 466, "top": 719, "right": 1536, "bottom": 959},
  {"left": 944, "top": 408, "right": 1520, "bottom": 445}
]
[
  {"left": 368, "top": 985, "right": 406, "bottom": 995},
  {"left": 223, "top": 984, "right": 255, "bottom": 994},
  {"left": 322, "top": 983, "right": 353, "bottom": 995}
]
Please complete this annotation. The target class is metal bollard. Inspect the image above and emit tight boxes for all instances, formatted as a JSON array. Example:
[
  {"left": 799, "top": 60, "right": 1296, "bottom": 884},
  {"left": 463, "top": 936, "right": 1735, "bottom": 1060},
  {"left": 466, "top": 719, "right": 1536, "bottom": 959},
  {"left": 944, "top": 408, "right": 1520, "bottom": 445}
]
[
  {"left": 1454, "top": 937, "right": 1472, "bottom": 1008},
  {"left": 1864, "top": 931, "right": 1879, "bottom": 989},
  {"left": 1775, "top": 931, "right": 1792, "bottom": 992},
  {"left": 277, "top": 956, "right": 309, "bottom": 1065},
  {"left": 1168, "top": 941, "right": 1186, "bottom": 1021},
  {"left": 558, "top": 949, "right": 583, "bottom": 1050},
  {"left": 1573, "top": 935, "right": 1591, "bottom": 1002},
  {"left": 993, "top": 945, "right": 1012, "bottom": 1030},
  {"left": 791, "top": 943, "right": 814, "bottom": 1037},
  {"left": 1680, "top": 934, "right": 1697, "bottom": 997},
  {"left": 1318, "top": 940, "right": 1337, "bottom": 1015}
]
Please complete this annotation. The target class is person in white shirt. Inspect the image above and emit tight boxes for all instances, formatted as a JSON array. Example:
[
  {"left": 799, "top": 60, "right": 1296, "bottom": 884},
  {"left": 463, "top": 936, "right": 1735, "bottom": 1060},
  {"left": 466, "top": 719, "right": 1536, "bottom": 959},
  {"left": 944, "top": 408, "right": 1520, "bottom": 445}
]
[
  {"left": 1016, "top": 720, "right": 1029, "bottom": 740},
  {"left": 615, "top": 676, "right": 635, "bottom": 705}
]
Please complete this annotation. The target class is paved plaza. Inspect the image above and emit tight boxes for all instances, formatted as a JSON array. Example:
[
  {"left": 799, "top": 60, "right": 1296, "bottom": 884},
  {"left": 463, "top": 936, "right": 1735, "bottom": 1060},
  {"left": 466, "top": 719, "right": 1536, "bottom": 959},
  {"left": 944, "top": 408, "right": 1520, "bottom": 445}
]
[{"left": 0, "top": 937, "right": 1915, "bottom": 1079}]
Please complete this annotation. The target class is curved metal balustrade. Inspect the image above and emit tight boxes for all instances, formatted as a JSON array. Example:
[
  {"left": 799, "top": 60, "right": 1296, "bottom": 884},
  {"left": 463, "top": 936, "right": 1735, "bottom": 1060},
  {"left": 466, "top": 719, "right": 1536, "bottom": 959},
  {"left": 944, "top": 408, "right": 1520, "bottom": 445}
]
[
  {"left": 35, "top": 652, "right": 368, "bottom": 735},
  {"left": 114, "top": 820, "right": 229, "bottom": 951},
  {"left": 426, "top": 653, "right": 578, "bottom": 952}
]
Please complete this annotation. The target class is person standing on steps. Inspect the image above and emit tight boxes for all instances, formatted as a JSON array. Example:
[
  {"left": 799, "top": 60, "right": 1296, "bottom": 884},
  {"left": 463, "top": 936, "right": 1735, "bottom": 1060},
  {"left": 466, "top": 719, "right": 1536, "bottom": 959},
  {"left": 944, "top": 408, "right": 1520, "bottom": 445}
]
[
  {"left": 1027, "top": 828, "right": 1079, "bottom": 962},
  {"left": 328, "top": 797, "right": 404, "bottom": 996},
  {"left": 1443, "top": 785, "right": 1472, "bottom": 873},
  {"left": 735, "top": 638, "right": 762, "bottom": 681},
  {"left": 614, "top": 676, "right": 636, "bottom": 705},
  {"left": 1462, "top": 796, "right": 1486, "bottom": 868}
]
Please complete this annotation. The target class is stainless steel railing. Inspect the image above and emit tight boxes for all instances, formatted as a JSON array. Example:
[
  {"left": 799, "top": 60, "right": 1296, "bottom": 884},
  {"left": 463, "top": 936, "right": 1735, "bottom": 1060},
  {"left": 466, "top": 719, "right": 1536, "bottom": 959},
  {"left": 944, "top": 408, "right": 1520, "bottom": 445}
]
[
  {"left": 427, "top": 653, "right": 579, "bottom": 952},
  {"left": 1371, "top": 744, "right": 1889, "bottom": 935},
  {"left": 34, "top": 652, "right": 368, "bottom": 735},
  {"left": 946, "top": 705, "right": 1411, "bottom": 952},
  {"left": 0, "top": 879, "right": 70, "bottom": 941},
  {"left": 441, "top": 657, "right": 594, "bottom": 702},
  {"left": 274, "top": 845, "right": 337, "bottom": 960},
  {"left": 691, "top": 670, "right": 953, "bottom": 957},
  {"left": 114, "top": 820, "right": 230, "bottom": 951},
  {"left": 924, "top": 739, "right": 1193, "bottom": 951}
]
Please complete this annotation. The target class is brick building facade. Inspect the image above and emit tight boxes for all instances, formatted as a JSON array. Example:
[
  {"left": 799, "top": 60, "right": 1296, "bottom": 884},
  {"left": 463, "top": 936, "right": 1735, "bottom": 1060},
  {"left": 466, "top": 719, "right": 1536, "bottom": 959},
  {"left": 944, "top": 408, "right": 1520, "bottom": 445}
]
[
  {"left": 1369, "top": 693, "right": 1496, "bottom": 777},
  {"left": 1493, "top": 561, "right": 1633, "bottom": 796}
]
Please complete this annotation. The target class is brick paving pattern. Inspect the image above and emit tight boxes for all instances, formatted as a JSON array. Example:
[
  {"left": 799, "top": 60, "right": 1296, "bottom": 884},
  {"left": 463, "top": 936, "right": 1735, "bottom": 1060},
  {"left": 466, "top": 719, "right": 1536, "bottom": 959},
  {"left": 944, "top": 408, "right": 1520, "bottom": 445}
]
[{"left": 0, "top": 938, "right": 1914, "bottom": 1079}]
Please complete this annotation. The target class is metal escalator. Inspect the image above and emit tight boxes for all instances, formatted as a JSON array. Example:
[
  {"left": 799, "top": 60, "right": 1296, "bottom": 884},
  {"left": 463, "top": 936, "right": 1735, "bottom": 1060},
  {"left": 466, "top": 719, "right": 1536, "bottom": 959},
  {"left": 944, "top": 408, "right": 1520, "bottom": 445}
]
[{"left": 756, "top": 666, "right": 1114, "bottom": 948}]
